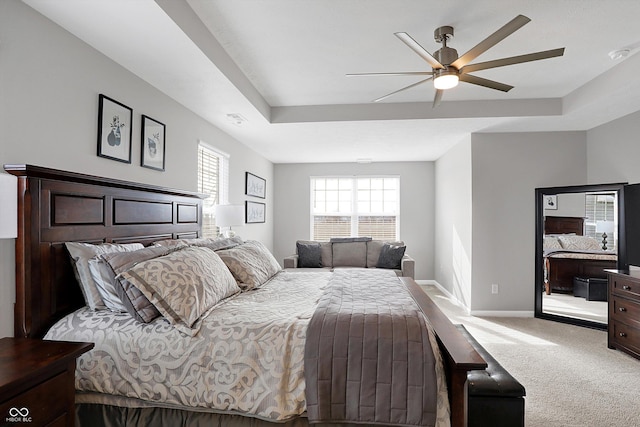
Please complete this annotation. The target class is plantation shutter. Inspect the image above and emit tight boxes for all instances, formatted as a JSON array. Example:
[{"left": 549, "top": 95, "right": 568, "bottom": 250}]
[{"left": 198, "top": 144, "right": 228, "bottom": 238}]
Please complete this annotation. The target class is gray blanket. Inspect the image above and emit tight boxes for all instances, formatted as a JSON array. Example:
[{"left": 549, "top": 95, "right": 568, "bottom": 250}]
[{"left": 304, "top": 269, "right": 439, "bottom": 426}]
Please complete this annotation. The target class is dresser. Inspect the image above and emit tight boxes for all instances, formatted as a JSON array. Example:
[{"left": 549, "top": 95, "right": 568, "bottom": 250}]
[
  {"left": 607, "top": 270, "right": 640, "bottom": 360},
  {"left": 0, "top": 338, "right": 93, "bottom": 426}
]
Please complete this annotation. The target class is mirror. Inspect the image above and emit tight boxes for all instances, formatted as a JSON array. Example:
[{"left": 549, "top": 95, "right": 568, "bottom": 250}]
[{"left": 535, "top": 183, "right": 626, "bottom": 329}]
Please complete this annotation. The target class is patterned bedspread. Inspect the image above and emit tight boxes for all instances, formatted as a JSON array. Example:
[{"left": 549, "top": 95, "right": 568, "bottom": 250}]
[
  {"left": 45, "top": 271, "right": 330, "bottom": 421},
  {"left": 45, "top": 269, "right": 449, "bottom": 425}
]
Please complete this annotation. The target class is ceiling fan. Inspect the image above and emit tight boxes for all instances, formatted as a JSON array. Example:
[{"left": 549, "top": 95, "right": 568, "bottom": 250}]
[{"left": 347, "top": 15, "right": 565, "bottom": 107}]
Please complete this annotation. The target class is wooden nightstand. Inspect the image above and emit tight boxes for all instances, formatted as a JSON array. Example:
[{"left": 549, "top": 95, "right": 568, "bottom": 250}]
[{"left": 0, "top": 338, "right": 93, "bottom": 427}]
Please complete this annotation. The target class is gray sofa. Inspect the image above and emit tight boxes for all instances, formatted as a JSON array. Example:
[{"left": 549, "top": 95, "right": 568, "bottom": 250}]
[{"left": 283, "top": 238, "right": 415, "bottom": 278}]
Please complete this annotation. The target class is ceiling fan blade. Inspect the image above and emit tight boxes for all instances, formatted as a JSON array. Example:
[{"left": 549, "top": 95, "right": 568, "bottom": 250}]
[
  {"left": 433, "top": 89, "right": 444, "bottom": 108},
  {"left": 460, "top": 48, "right": 565, "bottom": 73},
  {"left": 459, "top": 74, "right": 513, "bottom": 92},
  {"left": 347, "top": 71, "right": 434, "bottom": 77},
  {"left": 451, "top": 14, "right": 531, "bottom": 69},
  {"left": 394, "top": 32, "right": 444, "bottom": 69},
  {"left": 373, "top": 77, "right": 433, "bottom": 102}
]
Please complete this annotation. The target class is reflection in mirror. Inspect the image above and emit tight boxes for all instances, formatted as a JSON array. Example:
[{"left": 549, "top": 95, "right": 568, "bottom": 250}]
[{"left": 535, "top": 184, "right": 625, "bottom": 329}]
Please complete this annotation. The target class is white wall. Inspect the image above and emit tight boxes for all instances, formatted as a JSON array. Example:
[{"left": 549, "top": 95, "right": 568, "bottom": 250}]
[
  {"left": 470, "top": 131, "right": 587, "bottom": 313},
  {"left": 434, "top": 137, "right": 472, "bottom": 308},
  {"left": 0, "top": 0, "right": 274, "bottom": 337},
  {"left": 273, "top": 162, "right": 435, "bottom": 280}
]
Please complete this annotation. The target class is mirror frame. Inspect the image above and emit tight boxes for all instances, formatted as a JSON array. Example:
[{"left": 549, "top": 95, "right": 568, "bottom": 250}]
[{"left": 535, "top": 183, "right": 627, "bottom": 329}]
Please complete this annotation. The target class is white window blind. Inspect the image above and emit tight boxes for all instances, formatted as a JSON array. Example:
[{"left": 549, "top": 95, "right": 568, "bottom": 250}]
[
  {"left": 311, "top": 176, "right": 399, "bottom": 241},
  {"left": 198, "top": 143, "right": 229, "bottom": 238},
  {"left": 585, "top": 192, "right": 616, "bottom": 248}
]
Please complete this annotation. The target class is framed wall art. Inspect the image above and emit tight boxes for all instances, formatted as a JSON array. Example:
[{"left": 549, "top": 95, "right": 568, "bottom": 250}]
[
  {"left": 544, "top": 195, "right": 558, "bottom": 210},
  {"left": 97, "top": 94, "right": 133, "bottom": 163},
  {"left": 141, "top": 115, "right": 166, "bottom": 171},
  {"left": 245, "top": 172, "right": 266, "bottom": 198},
  {"left": 246, "top": 201, "right": 266, "bottom": 223}
]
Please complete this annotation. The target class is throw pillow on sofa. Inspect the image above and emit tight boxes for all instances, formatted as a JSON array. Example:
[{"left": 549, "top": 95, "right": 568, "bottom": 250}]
[
  {"left": 296, "top": 241, "right": 323, "bottom": 268},
  {"left": 377, "top": 243, "right": 406, "bottom": 269}
]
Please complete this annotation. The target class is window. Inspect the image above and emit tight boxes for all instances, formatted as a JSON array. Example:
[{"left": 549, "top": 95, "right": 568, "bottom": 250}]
[
  {"left": 585, "top": 192, "right": 616, "bottom": 249},
  {"left": 198, "top": 142, "right": 229, "bottom": 238},
  {"left": 311, "top": 176, "right": 399, "bottom": 241}
]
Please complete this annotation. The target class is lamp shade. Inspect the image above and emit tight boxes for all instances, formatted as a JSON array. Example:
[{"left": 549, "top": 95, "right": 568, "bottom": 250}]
[
  {"left": 596, "top": 220, "right": 615, "bottom": 234},
  {"left": 215, "top": 204, "right": 244, "bottom": 227},
  {"left": 0, "top": 173, "right": 17, "bottom": 239}
]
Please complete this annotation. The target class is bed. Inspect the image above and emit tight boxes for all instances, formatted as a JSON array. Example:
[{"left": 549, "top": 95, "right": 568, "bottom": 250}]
[
  {"left": 5, "top": 164, "right": 486, "bottom": 427},
  {"left": 543, "top": 216, "right": 617, "bottom": 294}
]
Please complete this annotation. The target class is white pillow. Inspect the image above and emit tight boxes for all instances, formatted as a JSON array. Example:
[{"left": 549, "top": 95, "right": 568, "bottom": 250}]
[{"left": 65, "top": 242, "right": 144, "bottom": 310}]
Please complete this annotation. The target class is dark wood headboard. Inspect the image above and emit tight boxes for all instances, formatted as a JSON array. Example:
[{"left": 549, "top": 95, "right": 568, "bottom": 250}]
[
  {"left": 544, "top": 216, "right": 584, "bottom": 236},
  {"left": 4, "top": 164, "right": 205, "bottom": 339}
]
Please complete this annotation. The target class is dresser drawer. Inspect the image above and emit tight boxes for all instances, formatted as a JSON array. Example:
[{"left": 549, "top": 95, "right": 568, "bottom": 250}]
[
  {"left": 610, "top": 275, "right": 640, "bottom": 299},
  {"left": 611, "top": 296, "right": 640, "bottom": 329},
  {"left": 611, "top": 321, "right": 640, "bottom": 356}
]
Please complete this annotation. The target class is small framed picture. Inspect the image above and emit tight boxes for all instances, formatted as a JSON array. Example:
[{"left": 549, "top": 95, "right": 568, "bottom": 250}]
[
  {"left": 245, "top": 172, "right": 266, "bottom": 198},
  {"left": 141, "top": 115, "right": 166, "bottom": 171},
  {"left": 544, "top": 195, "right": 558, "bottom": 210},
  {"left": 246, "top": 201, "right": 266, "bottom": 223},
  {"left": 97, "top": 94, "right": 133, "bottom": 163}
]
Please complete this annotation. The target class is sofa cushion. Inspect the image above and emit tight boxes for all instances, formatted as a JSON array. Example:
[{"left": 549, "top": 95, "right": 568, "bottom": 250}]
[
  {"left": 297, "top": 241, "right": 323, "bottom": 268},
  {"left": 332, "top": 241, "right": 367, "bottom": 267},
  {"left": 366, "top": 240, "right": 405, "bottom": 268},
  {"left": 376, "top": 243, "right": 407, "bottom": 269}
]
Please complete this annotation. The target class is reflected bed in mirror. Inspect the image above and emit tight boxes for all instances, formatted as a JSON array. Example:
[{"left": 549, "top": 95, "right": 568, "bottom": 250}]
[{"left": 535, "top": 184, "right": 626, "bottom": 329}]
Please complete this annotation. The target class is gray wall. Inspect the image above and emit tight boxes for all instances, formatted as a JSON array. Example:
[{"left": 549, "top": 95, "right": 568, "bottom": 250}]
[
  {"left": 273, "top": 162, "right": 435, "bottom": 280},
  {"left": 587, "top": 110, "right": 640, "bottom": 185},
  {"left": 434, "top": 137, "right": 472, "bottom": 306},
  {"left": 0, "top": 0, "right": 274, "bottom": 337},
  {"left": 470, "top": 131, "right": 587, "bottom": 313}
]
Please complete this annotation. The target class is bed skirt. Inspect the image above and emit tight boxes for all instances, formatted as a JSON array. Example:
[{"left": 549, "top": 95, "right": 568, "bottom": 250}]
[{"left": 76, "top": 403, "right": 418, "bottom": 427}]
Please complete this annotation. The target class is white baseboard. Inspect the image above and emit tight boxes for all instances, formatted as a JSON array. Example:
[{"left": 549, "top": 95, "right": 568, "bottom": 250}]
[
  {"left": 418, "top": 280, "right": 534, "bottom": 318},
  {"left": 470, "top": 310, "right": 534, "bottom": 317}
]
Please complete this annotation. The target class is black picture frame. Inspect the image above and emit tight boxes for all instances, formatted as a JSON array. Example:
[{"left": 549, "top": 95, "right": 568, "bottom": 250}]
[
  {"left": 141, "top": 115, "right": 166, "bottom": 171},
  {"left": 97, "top": 94, "right": 133, "bottom": 163},
  {"left": 246, "top": 201, "right": 266, "bottom": 223},
  {"left": 245, "top": 172, "right": 266, "bottom": 198}
]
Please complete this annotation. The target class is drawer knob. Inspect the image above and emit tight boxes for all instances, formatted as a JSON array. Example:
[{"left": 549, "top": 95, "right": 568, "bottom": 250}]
[
  {"left": 619, "top": 332, "right": 627, "bottom": 337},
  {"left": 619, "top": 307, "right": 627, "bottom": 312},
  {"left": 622, "top": 285, "right": 631, "bottom": 290}
]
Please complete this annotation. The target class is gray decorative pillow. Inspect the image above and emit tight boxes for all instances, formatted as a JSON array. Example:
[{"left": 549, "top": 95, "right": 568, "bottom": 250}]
[
  {"left": 65, "top": 242, "right": 144, "bottom": 310},
  {"left": 119, "top": 246, "right": 240, "bottom": 335},
  {"left": 101, "top": 245, "right": 180, "bottom": 323},
  {"left": 376, "top": 243, "right": 406, "bottom": 269},
  {"left": 297, "top": 242, "right": 322, "bottom": 268},
  {"left": 217, "top": 240, "right": 282, "bottom": 290}
]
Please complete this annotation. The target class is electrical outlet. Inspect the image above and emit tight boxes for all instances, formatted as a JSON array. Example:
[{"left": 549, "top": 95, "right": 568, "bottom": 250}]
[{"left": 491, "top": 284, "right": 499, "bottom": 294}]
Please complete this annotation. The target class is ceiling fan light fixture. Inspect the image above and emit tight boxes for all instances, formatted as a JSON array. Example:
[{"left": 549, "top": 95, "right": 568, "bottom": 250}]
[{"left": 433, "top": 72, "right": 459, "bottom": 90}]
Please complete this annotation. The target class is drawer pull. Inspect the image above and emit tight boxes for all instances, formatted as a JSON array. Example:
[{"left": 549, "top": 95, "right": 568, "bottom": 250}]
[
  {"left": 619, "top": 332, "right": 627, "bottom": 338},
  {"left": 619, "top": 307, "right": 627, "bottom": 312},
  {"left": 622, "top": 285, "right": 631, "bottom": 290}
]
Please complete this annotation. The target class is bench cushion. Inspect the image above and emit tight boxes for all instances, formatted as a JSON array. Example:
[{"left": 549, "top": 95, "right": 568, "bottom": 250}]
[{"left": 455, "top": 324, "right": 525, "bottom": 427}]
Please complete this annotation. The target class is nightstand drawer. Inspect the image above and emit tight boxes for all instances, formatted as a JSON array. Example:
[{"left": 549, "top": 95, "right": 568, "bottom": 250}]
[
  {"left": 611, "top": 296, "right": 640, "bottom": 329},
  {"left": 0, "top": 370, "right": 72, "bottom": 426}
]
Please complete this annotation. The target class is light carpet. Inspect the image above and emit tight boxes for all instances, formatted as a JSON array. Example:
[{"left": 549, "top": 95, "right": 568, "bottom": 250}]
[{"left": 421, "top": 285, "right": 640, "bottom": 427}]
